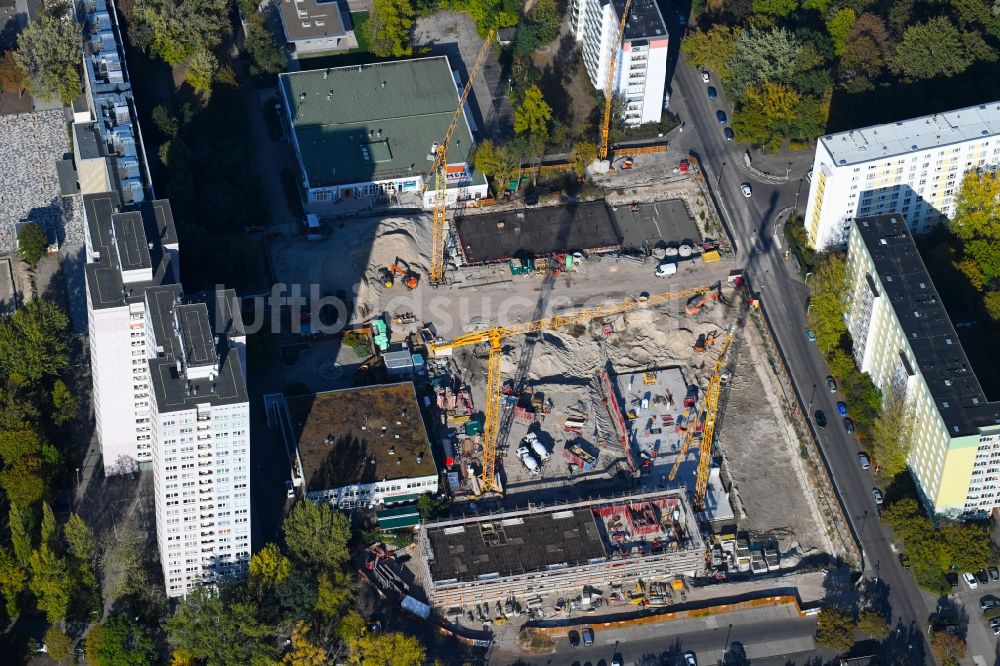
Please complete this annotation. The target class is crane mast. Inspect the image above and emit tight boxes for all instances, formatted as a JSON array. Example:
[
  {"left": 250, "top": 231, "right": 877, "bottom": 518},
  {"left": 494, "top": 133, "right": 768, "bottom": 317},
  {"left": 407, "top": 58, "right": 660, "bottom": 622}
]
[{"left": 599, "top": 0, "right": 634, "bottom": 161}]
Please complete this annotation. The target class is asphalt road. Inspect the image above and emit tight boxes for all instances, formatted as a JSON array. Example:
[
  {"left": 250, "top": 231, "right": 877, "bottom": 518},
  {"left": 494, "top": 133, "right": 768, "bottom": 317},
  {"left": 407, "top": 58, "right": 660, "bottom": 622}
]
[{"left": 663, "top": 40, "right": 934, "bottom": 665}]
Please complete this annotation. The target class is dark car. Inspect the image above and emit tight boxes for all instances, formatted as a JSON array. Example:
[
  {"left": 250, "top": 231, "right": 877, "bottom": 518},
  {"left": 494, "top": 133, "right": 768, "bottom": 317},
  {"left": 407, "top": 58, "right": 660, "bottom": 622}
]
[
  {"left": 716, "top": 110, "right": 728, "bottom": 125},
  {"left": 836, "top": 401, "right": 848, "bottom": 416},
  {"left": 980, "top": 596, "right": 1000, "bottom": 610},
  {"left": 991, "top": 567, "right": 999, "bottom": 581},
  {"left": 946, "top": 572, "right": 959, "bottom": 589},
  {"left": 978, "top": 570, "right": 990, "bottom": 584},
  {"left": 582, "top": 627, "right": 594, "bottom": 646},
  {"left": 843, "top": 417, "right": 855, "bottom": 433},
  {"left": 814, "top": 410, "right": 827, "bottom": 428},
  {"left": 707, "top": 86, "right": 718, "bottom": 100},
  {"left": 568, "top": 630, "right": 580, "bottom": 647},
  {"left": 724, "top": 127, "right": 734, "bottom": 141}
]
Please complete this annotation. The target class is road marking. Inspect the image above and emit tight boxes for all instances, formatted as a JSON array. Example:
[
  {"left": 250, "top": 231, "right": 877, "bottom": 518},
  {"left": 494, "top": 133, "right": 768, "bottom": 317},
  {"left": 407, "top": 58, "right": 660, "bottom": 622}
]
[{"left": 772, "top": 233, "right": 782, "bottom": 250}]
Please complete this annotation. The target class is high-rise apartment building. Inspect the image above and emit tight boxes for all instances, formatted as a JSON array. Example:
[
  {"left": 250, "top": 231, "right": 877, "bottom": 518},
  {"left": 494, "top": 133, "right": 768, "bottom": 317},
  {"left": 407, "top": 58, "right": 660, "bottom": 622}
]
[
  {"left": 844, "top": 214, "right": 1000, "bottom": 517},
  {"left": 570, "top": 0, "right": 668, "bottom": 126},
  {"left": 803, "top": 102, "right": 1000, "bottom": 250}
]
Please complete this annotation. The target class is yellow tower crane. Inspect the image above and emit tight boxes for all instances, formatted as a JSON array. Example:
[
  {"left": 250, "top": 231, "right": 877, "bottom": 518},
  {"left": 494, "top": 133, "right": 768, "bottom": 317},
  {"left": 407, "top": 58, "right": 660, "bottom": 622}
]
[
  {"left": 599, "top": 0, "right": 634, "bottom": 161},
  {"left": 428, "top": 285, "right": 712, "bottom": 495},
  {"left": 667, "top": 327, "right": 738, "bottom": 509},
  {"left": 428, "top": 29, "right": 495, "bottom": 285}
]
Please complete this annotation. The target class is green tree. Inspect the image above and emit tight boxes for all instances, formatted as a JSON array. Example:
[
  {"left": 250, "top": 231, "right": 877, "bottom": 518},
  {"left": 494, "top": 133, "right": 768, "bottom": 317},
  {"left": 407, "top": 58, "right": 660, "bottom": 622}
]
[
  {"left": 985, "top": 291, "right": 1000, "bottom": 321},
  {"left": 132, "top": 0, "right": 230, "bottom": 64},
  {"left": 44, "top": 625, "right": 73, "bottom": 662},
  {"left": 857, "top": 609, "right": 889, "bottom": 638},
  {"left": 0, "top": 48, "right": 27, "bottom": 93},
  {"left": 0, "top": 427, "right": 43, "bottom": 462},
  {"left": 1, "top": 461, "right": 46, "bottom": 508},
  {"left": 726, "top": 27, "right": 801, "bottom": 100},
  {"left": 314, "top": 570, "right": 353, "bottom": 617},
  {"left": 49, "top": 379, "right": 78, "bottom": 426},
  {"left": 826, "top": 8, "right": 857, "bottom": 54},
  {"left": 282, "top": 500, "right": 351, "bottom": 570},
  {"left": 837, "top": 14, "right": 892, "bottom": 92},
  {"left": 815, "top": 606, "right": 856, "bottom": 653},
  {"left": 349, "top": 631, "right": 426, "bottom": 666},
  {"left": 931, "top": 630, "right": 967, "bottom": 665},
  {"left": 9, "top": 504, "right": 32, "bottom": 566},
  {"left": 14, "top": 15, "right": 82, "bottom": 103},
  {"left": 88, "top": 614, "right": 156, "bottom": 666},
  {"left": 0, "top": 299, "right": 70, "bottom": 383},
  {"left": 152, "top": 105, "right": 179, "bottom": 138},
  {"left": 753, "top": 0, "right": 797, "bottom": 16},
  {"left": 893, "top": 17, "right": 974, "bottom": 80},
  {"left": 63, "top": 513, "right": 96, "bottom": 564},
  {"left": 942, "top": 522, "right": 993, "bottom": 572},
  {"left": 186, "top": 50, "right": 217, "bottom": 93},
  {"left": 16, "top": 223, "right": 49, "bottom": 268},
  {"left": 807, "top": 253, "right": 848, "bottom": 353},
  {"left": 572, "top": 141, "right": 598, "bottom": 176},
  {"left": 28, "top": 545, "right": 72, "bottom": 622},
  {"left": 870, "top": 390, "right": 914, "bottom": 477},
  {"left": 245, "top": 13, "right": 285, "bottom": 77},
  {"left": 282, "top": 621, "right": 328, "bottom": 666},
  {"left": 680, "top": 25, "right": 741, "bottom": 80},
  {"left": 514, "top": 85, "right": 552, "bottom": 139},
  {"left": 166, "top": 587, "right": 279, "bottom": 666},
  {"left": 732, "top": 81, "right": 801, "bottom": 150},
  {"left": 366, "top": 0, "right": 414, "bottom": 58},
  {"left": 951, "top": 170, "right": 1000, "bottom": 281},
  {"left": 0, "top": 547, "right": 27, "bottom": 617},
  {"left": 336, "top": 610, "right": 368, "bottom": 644},
  {"left": 248, "top": 542, "right": 291, "bottom": 593},
  {"left": 473, "top": 139, "right": 520, "bottom": 193},
  {"left": 40, "top": 501, "right": 57, "bottom": 550},
  {"left": 527, "top": 0, "right": 561, "bottom": 44}
]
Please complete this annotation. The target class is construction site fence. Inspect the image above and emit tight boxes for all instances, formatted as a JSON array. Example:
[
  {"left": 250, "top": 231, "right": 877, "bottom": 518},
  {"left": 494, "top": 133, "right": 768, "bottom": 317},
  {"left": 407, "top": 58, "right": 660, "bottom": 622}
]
[
  {"left": 747, "top": 287, "right": 863, "bottom": 567},
  {"left": 524, "top": 594, "right": 804, "bottom": 635},
  {"left": 609, "top": 143, "right": 668, "bottom": 159}
]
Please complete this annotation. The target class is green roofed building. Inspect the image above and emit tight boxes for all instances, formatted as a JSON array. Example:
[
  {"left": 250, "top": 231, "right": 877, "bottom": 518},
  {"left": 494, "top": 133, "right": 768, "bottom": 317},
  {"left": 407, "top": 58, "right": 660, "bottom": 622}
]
[{"left": 279, "top": 57, "right": 488, "bottom": 213}]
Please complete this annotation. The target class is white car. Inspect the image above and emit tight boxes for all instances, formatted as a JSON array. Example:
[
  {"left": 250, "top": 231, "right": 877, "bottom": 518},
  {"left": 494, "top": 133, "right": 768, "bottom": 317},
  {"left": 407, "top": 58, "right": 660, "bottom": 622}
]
[
  {"left": 684, "top": 651, "right": 698, "bottom": 666},
  {"left": 740, "top": 183, "right": 752, "bottom": 198},
  {"left": 654, "top": 262, "right": 677, "bottom": 277},
  {"left": 701, "top": 71, "right": 710, "bottom": 83},
  {"left": 284, "top": 479, "right": 295, "bottom": 498},
  {"left": 964, "top": 571, "right": 978, "bottom": 588}
]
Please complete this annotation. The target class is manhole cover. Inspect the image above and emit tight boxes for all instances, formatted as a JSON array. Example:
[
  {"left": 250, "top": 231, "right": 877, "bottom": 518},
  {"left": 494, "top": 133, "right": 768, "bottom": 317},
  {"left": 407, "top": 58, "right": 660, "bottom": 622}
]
[{"left": 318, "top": 362, "right": 343, "bottom": 380}]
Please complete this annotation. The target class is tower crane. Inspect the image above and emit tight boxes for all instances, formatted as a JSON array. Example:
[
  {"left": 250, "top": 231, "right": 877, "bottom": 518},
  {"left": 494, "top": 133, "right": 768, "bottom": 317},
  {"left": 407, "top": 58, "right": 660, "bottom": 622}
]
[
  {"left": 427, "top": 29, "right": 495, "bottom": 285},
  {"left": 667, "top": 325, "right": 740, "bottom": 510},
  {"left": 599, "top": 0, "right": 634, "bottom": 161},
  {"left": 428, "top": 285, "right": 712, "bottom": 495}
]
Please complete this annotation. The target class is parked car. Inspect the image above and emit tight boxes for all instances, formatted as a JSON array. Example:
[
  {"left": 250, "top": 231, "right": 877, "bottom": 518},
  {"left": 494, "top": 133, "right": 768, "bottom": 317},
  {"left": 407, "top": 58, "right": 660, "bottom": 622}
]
[
  {"left": 701, "top": 71, "right": 710, "bottom": 83},
  {"left": 814, "top": 410, "right": 827, "bottom": 428},
  {"left": 655, "top": 262, "right": 678, "bottom": 277},
  {"left": 826, "top": 375, "right": 837, "bottom": 392},
  {"left": 33, "top": 642, "right": 47, "bottom": 654},
  {"left": 285, "top": 479, "right": 295, "bottom": 498},
  {"left": 568, "top": 630, "right": 580, "bottom": 647},
  {"left": 582, "top": 628, "right": 594, "bottom": 646},
  {"left": 707, "top": 86, "right": 717, "bottom": 100},
  {"left": 979, "top": 596, "right": 999, "bottom": 610},
  {"left": 990, "top": 567, "right": 999, "bottom": 581},
  {"left": 740, "top": 183, "right": 752, "bottom": 197},
  {"left": 857, "top": 452, "right": 870, "bottom": 469},
  {"left": 977, "top": 570, "right": 990, "bottom": 585},
  {"left": 872, "top": 488, "right": 884, "bottom": 505},
  {"left": 716, "top": 110, "right": 728, "bottom": 125},
  {"left": 836, "top": 401, "right": 848, "bottom": 416},
  {"left": 946, "top": 572, "right": 959, "bottom": 588},
  {"left": 964, "top": 571, "right": 978, "bottom": 588},
  {"left": 992, "top": 623, "right": 1000, "bottom": 636},
  {"left": 806, "top": 329, "right": 816, "bottom": 342},
  {"left": 612, "top": 655, "right": 624, "bottom": 666},
  {"left": 684, "top": 652, "right": 698, "bottom": 666},
  {"left": 843, "top": 417, "right": 855, "bottom": 434},
  {"left": 724, "top": 127, "right": 734, "bottom": 141}
]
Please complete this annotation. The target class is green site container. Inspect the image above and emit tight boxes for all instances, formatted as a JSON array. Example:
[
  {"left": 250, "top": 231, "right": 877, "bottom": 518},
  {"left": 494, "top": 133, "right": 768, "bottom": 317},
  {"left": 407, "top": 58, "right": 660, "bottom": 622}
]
[{"left": 465, "top": 421, "right": 484, "bottom": 436}]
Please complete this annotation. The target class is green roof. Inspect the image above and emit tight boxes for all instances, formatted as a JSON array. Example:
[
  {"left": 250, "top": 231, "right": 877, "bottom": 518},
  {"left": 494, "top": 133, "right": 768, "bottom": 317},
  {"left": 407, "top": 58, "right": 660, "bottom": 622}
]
[
  {"left": 376, "top": 503, "right": 421, "bottom": 530},
  {"left": 280, "top": 57, "right": 482, "bottom": 189}
]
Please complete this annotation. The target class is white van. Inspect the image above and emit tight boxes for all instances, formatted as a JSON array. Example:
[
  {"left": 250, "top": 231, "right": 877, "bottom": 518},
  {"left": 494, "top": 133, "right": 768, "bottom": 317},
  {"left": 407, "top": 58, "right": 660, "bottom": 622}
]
[{"left": 655, "top": 262, "right": 677, "bottom": 277}]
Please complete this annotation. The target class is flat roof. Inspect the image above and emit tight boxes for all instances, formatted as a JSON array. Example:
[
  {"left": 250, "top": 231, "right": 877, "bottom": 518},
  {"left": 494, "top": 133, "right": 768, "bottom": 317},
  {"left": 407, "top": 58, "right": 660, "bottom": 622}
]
[
  {"left": 287, "top": 382, "right": 437, "bottom": 491},
  {"left": 855, "top": 215, "right": 1000, "bottom": 435},
  {"left": 177, "top": 302, "right": 218, "bottom": 368},
  {"left": 112, "top": 212, "right": 152, "bottom": 272},
  {"left": 456, "top": 201, "right": 622, "bottom": 263},
  {"left": 612, "top": 0, "right": 668, "bottom": 42},
  {"left": 279, "top": 57, "right": 479, "bottom": 188},
  {"left": 821, "top": 101, "right": 1000, "bottom": 167},
  {"left": 611, "top": 199, "right": 700, "bottom": 251},
  {"left": 56, "top": 159, "right": 80, "bottom": 196},
  {"left": 74, "top": 122, "right": 105, "bottom": 160},
  {"left": 277, "top": 0, "right": 347, "bottom": 42}
]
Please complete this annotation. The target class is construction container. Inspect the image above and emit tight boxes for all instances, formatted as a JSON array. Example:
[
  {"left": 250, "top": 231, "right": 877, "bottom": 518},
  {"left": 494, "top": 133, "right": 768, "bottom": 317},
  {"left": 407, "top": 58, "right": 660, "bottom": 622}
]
[
  {"left": 384, "top": 350, "right": 414, "bottom": 376},
  {"left": 701, "top": 249, "right": 721, "bottom": 263},
  {"left": 509, "top": 258, "right": 535, "bottom": 275},
  {"left": 678, "top": 245, "right": 693, "bottom": 258},
  {"left": 465, "top": 421, "right": 483, "bottom": 436}
]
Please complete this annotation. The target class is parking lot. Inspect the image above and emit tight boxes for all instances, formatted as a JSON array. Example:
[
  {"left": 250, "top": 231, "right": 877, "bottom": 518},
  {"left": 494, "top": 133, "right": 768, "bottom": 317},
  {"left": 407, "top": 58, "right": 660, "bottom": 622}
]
[{"left": 949, "top": 565, "right": 1000, "bottom": 663}]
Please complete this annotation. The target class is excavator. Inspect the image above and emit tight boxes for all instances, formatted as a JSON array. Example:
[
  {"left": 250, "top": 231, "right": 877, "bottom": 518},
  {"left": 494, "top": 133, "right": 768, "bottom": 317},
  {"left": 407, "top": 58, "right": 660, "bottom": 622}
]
[
  {"left": 685, "top": 281, "right": 721, "bottom": 316},
  {"left": 381, "top": 258, "right": 418, "bottom": 290},
  {"left": 693, "top": 330, "right": 719, "bottom": 352}
]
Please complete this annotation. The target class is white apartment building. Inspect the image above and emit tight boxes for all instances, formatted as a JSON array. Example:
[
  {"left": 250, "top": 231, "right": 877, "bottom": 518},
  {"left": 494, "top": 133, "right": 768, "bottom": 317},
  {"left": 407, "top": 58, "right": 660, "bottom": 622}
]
[
  {"left": 146, "top": 284, "right": 251, "bottom": 597},
  {"left": 803, "top": 102, "right": 1000, "bottom": 250},
  {"left": 571, "top": 0, "right": 668, "bottom": 126},
  {"left": 844, "top": 214, "right": 1000, "bottom": 517}
]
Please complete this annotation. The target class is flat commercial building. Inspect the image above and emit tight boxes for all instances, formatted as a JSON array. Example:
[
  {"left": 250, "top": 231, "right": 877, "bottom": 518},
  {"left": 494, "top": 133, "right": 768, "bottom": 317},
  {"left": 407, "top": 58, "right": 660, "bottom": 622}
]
[
  {"left": 416, "top": 489, "right": 704, "bottom": 608},
  {"left": 571, "top": 0, "right": 668, "bottom": 126},
  {"left": 279, "top": 57, "right": 488, "bottom": 214},
  {"left": 276, "top": 0, "right": 357, "bottom": 56},
  {"left": 844, "top": 214, "right": 1000, "bottom": 516},
  {"left": 271, "top": 382, "right": 439, "bottom": 508},
  {"left": 803, "top": 102, "right": 1000, "bottom": 250}
]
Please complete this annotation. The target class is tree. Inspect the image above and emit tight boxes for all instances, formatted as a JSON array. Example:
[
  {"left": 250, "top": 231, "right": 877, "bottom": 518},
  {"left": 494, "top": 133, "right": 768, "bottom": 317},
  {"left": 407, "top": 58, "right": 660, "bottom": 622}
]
[
  {"left": 9, "top": 504, "right": 32, "bottom": 566},
  {"left": 838, "top": 14, "right": 892, "bottom": 92},
  {"left": 985, "top": 291, "right": 1000, "bottom": 321},
  {"left": 186, "top": 50, "right": 217, "bottom": 93},
  {"left": 349, "top": 632, "right": 426, "bottom": 666},
  {"left": 87, "top": 614, "right": 156, "bottom": 666},
  {"left": 680, "top": 25, "right": 741, "bottom": 80},
  {"left": 274, "top": 569, "right": 318, "bottom": 622},
  {"left": 0, "top": 299, "right": 70, "bottom": 383},
  {"left": 0, "top": 428, "right": 43, "bottom": 462},
  {"left": 870, "top": 390, "right": 913, "bottom": 477},
  {"left": 282, "top": 622, "right": 328, "bottom": 666},
  {"left": 473, "top": 139, "right": 519, "bottom": 194},
  {"left": 336, "top": 610, "right": 368, "bottom": 644},
  {"left": 572, "top": 141, "right": 598, "bottom": 176},
  {"left": 245, "top": 13, "right": 285, "bottom": 77},
  {"left": 0, "top": 49, "right": 27, "bottom": 93},
  {"left": 752, "top": 0, "right": 797, "bottom": 17},
  {"left": 815, "top": 606, "right": 856, "bottom": 653},
  {"left": 16, "top": 223, "right": 49, "bottom": 268},
  {"left": 166, "top": 587, "right": 279, "bottom": 666},
  {"left": 40, "top": 502, "right": 57, "bottom": 550},
  {"left": 930, "top": 630, "right": 967, "bottom": 665},
  {"left": 807, "top": 253, "right": 848, "bottom": 354},
  {"left": 132, "top": 0, "right": 230, "bottom": 64},
  {"left": 951, "top": 170, "right": 1000, "bottom": 281},
  {"left": 152, "top": 105, "right": 180, "bottom": 138},
  {"left": 249, "top": 542, "right": 291, "bottom": 594},
  {"left": 282, "top": 500, "right": 351, "bottom": 570},
  {"left": 44, "top": 625, "right": 73, "bottom": 662},
  {"left": 514, "top": 85, "right": 551, "bottom": 140},
  {"left": 826, "top": 8, "right": 857, "bottom": 54},
  {"left": 14, "top": 15, "right": 82, "bottom": 103},
  {"left": 366, "top": 0, "right": 414, "bottom": 58},
  {"left": 0, "top": 547, "right": 27, "bottom": 617},
  {"left": 732, "top": 81, "right": 801, "bottom": 150},
  {"left": 63, "top": 514, "right": 96, "bottom": 565},
  {"left": 893, "top": 17, "right": 974, "bottom": 80},
  {"left": 857, "top": 609, "right": 889, "bottom": 638},
  {"left": 1, "top": 461, "right": 46, "bottom": 508},
  {"left": 314, "top": 570, "right": 353, "bottom": 617},
  {"left": 527, "top": 0, "right": 561, "bottom": 44},
  {"left": 726, "top": 27, "right": 801, "bottom": 101},
  {"left": 941, "top": 522, "right": 993, "bottom": 572},
  {"left": 28, "top": 545, "right": 72, "bottom": 622},
  {"left": 48, "top": 379, "right": 78, "bottom": 427}
]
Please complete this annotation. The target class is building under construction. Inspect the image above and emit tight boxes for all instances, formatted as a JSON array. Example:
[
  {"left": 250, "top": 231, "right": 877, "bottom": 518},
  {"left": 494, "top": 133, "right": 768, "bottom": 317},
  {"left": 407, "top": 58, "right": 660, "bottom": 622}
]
[{"left": 414, "top": 489, "right": 704, "bottom": 608}]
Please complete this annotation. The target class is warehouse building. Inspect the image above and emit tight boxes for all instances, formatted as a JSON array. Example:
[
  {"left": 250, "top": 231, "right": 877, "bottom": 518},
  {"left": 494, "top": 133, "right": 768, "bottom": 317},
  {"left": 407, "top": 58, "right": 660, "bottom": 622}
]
[
  {"left": 276, "top": 0, "right": 357, "bottom": 57},
  {"left": 279, "top": 57, "right": 487, "bottom": 214},
  {"left": 415, "top": 489, "right": 704, "bottom": 608}
]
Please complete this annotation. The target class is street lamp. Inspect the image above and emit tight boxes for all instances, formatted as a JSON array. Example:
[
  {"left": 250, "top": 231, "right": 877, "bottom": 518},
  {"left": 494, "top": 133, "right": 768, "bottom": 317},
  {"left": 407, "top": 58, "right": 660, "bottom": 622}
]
[
  {"left": 718, "top": 161, "right": 726, "bottom": 187},
  {"left": 75, "top": 467, "right": 81, "bottom": 486},
  {"left": 804, "top": 271, "right": 813, "bottom": 284},
  {"left": 809, "top": 384, "right": 816, "bottom": 408}
]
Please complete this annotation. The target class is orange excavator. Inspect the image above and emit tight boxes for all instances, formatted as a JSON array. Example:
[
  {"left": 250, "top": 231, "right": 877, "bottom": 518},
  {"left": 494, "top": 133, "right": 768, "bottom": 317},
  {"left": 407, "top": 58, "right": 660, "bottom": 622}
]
[
  {"left": 382, "top": 258, "right": 418, "bottom": 290},
  {"left": 685, "top": 281, "right": 721, "bottom": 316},
  {"left": 693, "top": 330, "right": 719, "bottom": 352}
]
